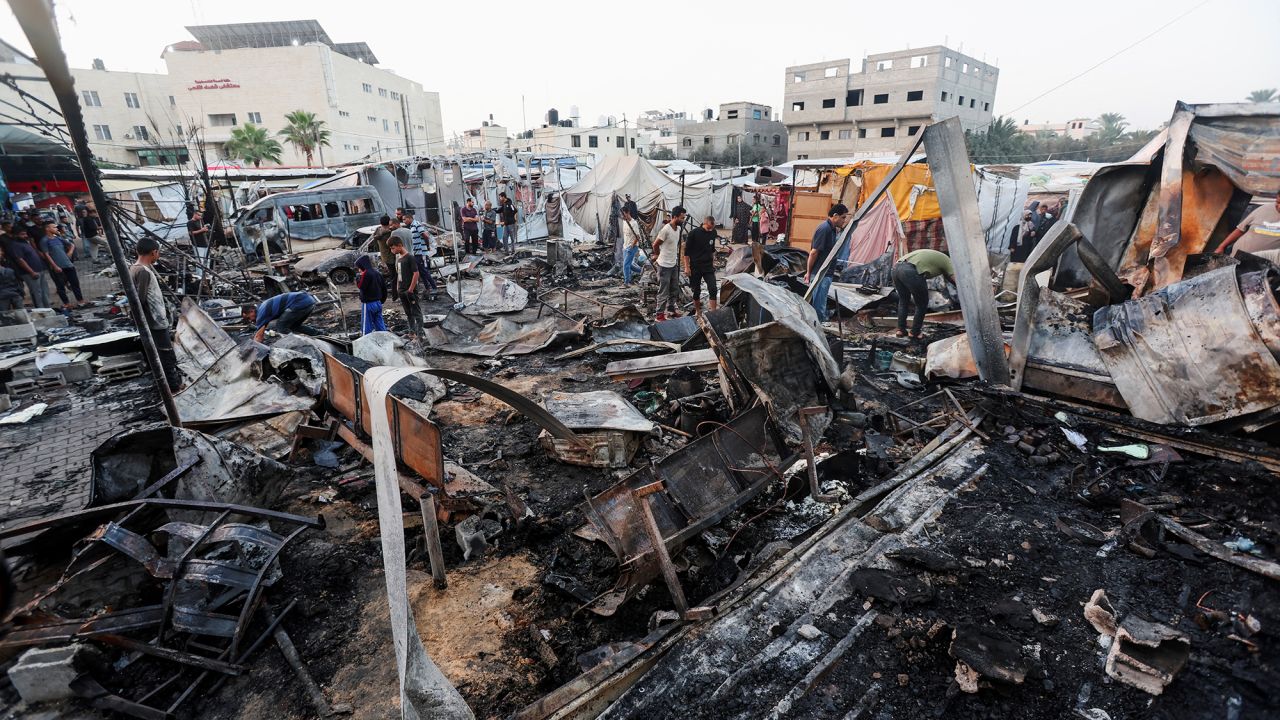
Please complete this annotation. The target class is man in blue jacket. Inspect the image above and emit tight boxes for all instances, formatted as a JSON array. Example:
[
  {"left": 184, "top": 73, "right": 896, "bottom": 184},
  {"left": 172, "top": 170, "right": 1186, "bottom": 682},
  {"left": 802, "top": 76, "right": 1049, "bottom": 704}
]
[{"left": 243, "top": 291, "right": 318, "bottom": 342}]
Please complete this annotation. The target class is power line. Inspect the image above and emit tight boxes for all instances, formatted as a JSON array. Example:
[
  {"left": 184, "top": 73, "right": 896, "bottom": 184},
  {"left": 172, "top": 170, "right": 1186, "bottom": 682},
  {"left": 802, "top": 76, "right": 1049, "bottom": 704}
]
[{"left": 979, "top": 0, "right": 1211, "bottom": 133}]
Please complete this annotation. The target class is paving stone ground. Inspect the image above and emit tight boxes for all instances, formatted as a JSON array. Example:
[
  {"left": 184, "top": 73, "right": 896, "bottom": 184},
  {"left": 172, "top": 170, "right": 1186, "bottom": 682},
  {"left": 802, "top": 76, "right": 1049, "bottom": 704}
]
[{"left": 0, "top": 377, "right": 158, "bottom": 531}]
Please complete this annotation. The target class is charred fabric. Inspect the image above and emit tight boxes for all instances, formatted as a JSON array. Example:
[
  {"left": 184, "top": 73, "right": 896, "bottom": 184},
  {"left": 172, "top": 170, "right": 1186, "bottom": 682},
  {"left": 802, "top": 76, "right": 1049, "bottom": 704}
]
[{"left": 0, "top": 101, "right": 1277, "bottom": 720}]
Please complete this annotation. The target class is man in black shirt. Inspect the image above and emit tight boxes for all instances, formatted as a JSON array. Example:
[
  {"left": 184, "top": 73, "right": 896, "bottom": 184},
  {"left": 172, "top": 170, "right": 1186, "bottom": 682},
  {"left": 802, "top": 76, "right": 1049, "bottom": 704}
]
[
  {"left": 497, "top": 192, "right": 519, "bottom": 253},
  {"left": 81, "top": 207, "right": 109, "bottom": 263},
  {"left": 683, "top": 215, "right": 719, "bottom": 313}
]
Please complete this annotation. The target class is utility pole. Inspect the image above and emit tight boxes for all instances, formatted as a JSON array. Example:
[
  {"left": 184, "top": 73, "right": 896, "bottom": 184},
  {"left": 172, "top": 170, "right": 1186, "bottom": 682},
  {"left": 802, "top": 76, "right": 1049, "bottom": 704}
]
[{"left": 12, "top": 0, "right": 181, "bottom": 427}]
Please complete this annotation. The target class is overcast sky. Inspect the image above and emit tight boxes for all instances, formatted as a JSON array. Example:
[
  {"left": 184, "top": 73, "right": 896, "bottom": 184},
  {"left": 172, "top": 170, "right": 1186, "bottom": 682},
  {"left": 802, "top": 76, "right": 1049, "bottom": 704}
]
[{"left": 2, "top": 0, "right": 1277, "bottom": 140}]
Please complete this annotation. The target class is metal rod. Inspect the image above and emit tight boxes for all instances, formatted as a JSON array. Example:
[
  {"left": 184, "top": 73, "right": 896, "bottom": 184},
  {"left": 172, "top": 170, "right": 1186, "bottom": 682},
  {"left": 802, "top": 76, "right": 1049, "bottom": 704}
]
[
  {"left": 10, "top": 0, "right": 181, "bottom": 426},
  {"left": 798, "top": 406, "right": 840, "bottom": 503},
  {"left": 263, "top": 606, "right": 334, "bottom": 718}
]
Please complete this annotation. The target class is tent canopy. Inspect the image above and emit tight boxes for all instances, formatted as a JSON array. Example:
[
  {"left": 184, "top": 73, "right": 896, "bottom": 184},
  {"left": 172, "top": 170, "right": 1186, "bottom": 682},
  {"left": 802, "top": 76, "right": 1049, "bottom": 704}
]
[{"left": 563, "top": 155, "right": 711, "bottom": 236}]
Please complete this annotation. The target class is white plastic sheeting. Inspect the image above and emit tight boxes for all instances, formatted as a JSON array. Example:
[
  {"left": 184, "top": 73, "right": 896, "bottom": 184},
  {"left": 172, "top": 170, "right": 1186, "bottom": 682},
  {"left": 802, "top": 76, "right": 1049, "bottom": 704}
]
[
  {"left": 563, "top": 156, "right": 712, "bottom": 237},
  {"left": 364, "top": 366, "right": 474, "bottom": 720},
  {"left": 975, "top": 167, "right": 1030, "bottom": 253}
]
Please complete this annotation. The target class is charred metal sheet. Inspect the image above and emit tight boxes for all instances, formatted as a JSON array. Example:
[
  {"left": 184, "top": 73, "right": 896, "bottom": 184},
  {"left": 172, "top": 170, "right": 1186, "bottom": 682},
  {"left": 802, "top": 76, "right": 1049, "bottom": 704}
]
[
  {"left": 1240, "top": 269, "right": 1280, "bottom": 361},
  {"left": 449, "top": 272, "right": 530, "bottom": 315},
  {"left": 580, "top": 405, "right": 787, "bottom": 615},
  {"left": 0, "top": 498, "right": 323, "bottom": 541},
  {"left": 540, "top": 391, "right": 655, "bottom": 468},
  {"left": 719, "top": 274, "right": 840, "bottom": 391},
  {"left": 435, "top": 315, "right": 585, "bottom": 357},
  {"left": 723, "top": 321, "right": 831, "bottom": 445},
  {"left": 1093, "top": 264, "right": 1280, "bottom": 425}
]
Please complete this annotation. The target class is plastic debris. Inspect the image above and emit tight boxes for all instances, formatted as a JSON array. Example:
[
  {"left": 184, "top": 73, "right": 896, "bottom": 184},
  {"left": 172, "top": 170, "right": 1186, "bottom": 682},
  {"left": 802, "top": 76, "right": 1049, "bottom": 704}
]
[{"left": 1098, "top": 444, "right": 1150, "bottom": 460}]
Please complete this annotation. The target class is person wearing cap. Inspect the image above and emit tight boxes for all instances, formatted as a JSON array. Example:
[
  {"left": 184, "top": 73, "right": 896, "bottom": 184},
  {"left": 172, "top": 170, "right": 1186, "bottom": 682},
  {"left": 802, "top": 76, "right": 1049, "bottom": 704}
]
[
  {"left": 804, "top": 203, "right": 850, "bottom": 322},
  {"left": 651, "top": 206, "right": 686, "bottom": 318},
  {"left": 623, "top": 194, "right": 639, "bottom": 223}
]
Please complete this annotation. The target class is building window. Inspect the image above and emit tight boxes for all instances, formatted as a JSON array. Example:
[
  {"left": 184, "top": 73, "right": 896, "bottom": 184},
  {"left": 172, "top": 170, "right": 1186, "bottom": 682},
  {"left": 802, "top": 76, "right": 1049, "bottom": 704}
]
[
  {"left": 703, "top": 136, "right": 711, "bottom": 145},
  {"left": 208, "top": 113, "right": 236, "bottom": 127},
  {"left": 796, "top": 154, "right": 808, "bottom": 160},
  {"left": 81, "top": 90, "right": 101, "bottom": 107},
  {"left": 846, "top": 89, "right": 863, "bottom": 107},
  {"left": 131, "top": 125, "right": 149, "bottom": 140},
  {"left": 958, "top": 95, "right": 965, "bottom": 106},
  {"left": 168, "top": 95, "right": 175, "bottom": 106},
  {"left": 908, "top": 125, "right": 921, "bottom": 136},
  {"left": 906, "top": 90, "right": 923, "bottom": 102},
  {"left": 753, "top": 109, "right": 762, "bottom": 120},
  {"left": 394, "top": 120, "right": 401, "bottom": 134},
  {"left": 338, "top": 110, "right": 350, "bottom": 117},
  {"left": 589, "top": 135, "right": 598, "bottom": 148},
  {"left": 820, "top": 130, "right": 830, "bottom": 140},
  {"left": 793, "top": 73, "right": 805, "bottom": 83},
  {"left": 752, "top": 133, "right": 760, "bottom": 144},
  {"left": 941, "top": 91, "right": 949, "bottom": 102},
  {"left": 175, "top": 125, "right": 183, "bottom": 136},
  {"left": 984, "top": 102, "right": 991, "bottom": 112},
  {"left": 124, "top": 92, "right": 139, "bottom": 109},
  {"left": 344, "top": 144, "right": 351, "bottom": 150},
  {"left": 92, "top": 124, "right": 111, "bottom": 140},
  {"left": 631, "top": 137, "right": 635, "bottom": 148},
  {"left": 858, "top": 128, "right": 867, "bottom": 139},
  {"left": 838, "top": 129, "right": 852, "bottom": 140},
  {"left": 352, "top": 145, "right": 359, "bottom": 150},
  {"left": 821, "top": 67, "right": 837, "bottom": 78},
  {"left": 772, "top": 134, "right": 780, "bottom": 146},
  {"left": 378, "top": 88, "right": 388, "bottom": 98},
  {"left": 362, "top": 83, "right": 372, "bottom": 93},
  {"left": 945, "top": 56, "right": 953, "bottom": 68},
  {"left": 910, "top": 55, "right": 928, "bottom": 68},
  {"left": 247, "top": 111, "right": 262, "bottom": 124},
  {"left": 382, "top": 119, "right": 389, "bottom": 131},
  {"left": 367, "top": 115, "right": 376, "bottom": 123},
  {"left": 571, "top": 135, "right": 581, "bottom": 147},
  {"left": 880, "top": 127, "right": 896, "bottom": 138},
  {"left": 727, "top": 110, "right": 738, "bottom": 119},
  {"left": 390, "top": 91, "right": 400, "bottom": 100},
  {"left": 822, "top": 98, "right": 836, "bottom": 108},
  {"left": 682, "top": 138, "right": 692, "bottom": 147},
  {"left": 876, "top": 60, "right": 892, "bottom": 70},
  {"left": 970, "top": 98, "right": 976, "bottom": 108},
  {"left": 792, "top": 101, "right": 804, "bottom": 112},
  {"left": 797, "top": 131, "right": 810, "bottom": 141},
  {"left": 873, "top": 93, "right": 889, "bottom": 104},
  {"left": 616, "top": 136, "right": 624, "bottom": 148}
]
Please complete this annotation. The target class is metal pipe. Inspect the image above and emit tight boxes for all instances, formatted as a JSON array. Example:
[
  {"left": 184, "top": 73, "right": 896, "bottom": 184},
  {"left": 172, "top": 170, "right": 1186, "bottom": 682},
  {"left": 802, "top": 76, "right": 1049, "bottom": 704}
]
[
  {"left": 798, "top": 406, "right": 839, "bottom": 503},
  {"left": 11, "top": 0, "right": 181, "bottom": 426}
]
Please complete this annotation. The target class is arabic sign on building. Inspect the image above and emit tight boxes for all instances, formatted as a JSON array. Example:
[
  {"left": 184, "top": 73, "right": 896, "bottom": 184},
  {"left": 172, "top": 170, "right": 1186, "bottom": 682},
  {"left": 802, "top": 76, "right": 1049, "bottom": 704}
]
[{"left": 189, "top": 78, "right": 241, "bottom": 91}]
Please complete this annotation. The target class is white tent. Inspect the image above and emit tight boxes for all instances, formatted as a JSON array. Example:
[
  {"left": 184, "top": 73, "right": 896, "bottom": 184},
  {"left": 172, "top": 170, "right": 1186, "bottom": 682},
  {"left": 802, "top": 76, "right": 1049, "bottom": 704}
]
[{"left": 563, "top": 155, "right": 712, "bottom": 237}]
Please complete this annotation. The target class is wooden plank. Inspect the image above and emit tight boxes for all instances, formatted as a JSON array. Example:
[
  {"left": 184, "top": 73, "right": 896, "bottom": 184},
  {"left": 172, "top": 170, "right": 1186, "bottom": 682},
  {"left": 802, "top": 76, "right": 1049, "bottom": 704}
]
[
  {"left": 605, "top": 349, "right": 718, "bottom": 380},
  {"left": 789, "top": 192, "right": 834, "bottom": 251},
  {"left": 923, "top": 117, "right": 1010, "bottom": 385}
]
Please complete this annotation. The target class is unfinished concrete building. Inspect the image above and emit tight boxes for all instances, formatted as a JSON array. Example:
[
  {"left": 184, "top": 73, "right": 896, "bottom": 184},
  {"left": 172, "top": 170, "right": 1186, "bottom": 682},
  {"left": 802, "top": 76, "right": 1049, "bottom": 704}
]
[{"left": 784, "top": 46, "right": 998, "bottom": 160}]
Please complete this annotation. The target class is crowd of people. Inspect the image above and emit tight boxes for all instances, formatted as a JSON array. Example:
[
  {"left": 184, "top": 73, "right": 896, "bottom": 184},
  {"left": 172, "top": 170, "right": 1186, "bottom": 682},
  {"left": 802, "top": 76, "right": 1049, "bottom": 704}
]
[{"left": 0, "top": 203, "right": 110, "bottom": 312}]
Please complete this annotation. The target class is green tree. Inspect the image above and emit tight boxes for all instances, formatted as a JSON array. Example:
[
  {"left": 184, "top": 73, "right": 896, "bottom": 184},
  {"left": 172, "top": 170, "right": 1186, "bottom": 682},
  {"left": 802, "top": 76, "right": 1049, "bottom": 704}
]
[
  {"left": 277, "top": 110, "right": 331, "bottom": 167},
  {"left": 689, "top": 144, "right": 718, "bottom": 163},
  {"left": 223, "top": 123, "right": 283, "bottom": 168},
  {"left": 1096, "top": 113, "right": 1129, "bottom": 145},
  {"left": 1248, "top": 88, "right": 1278, "bottom": 103},
  {"left": 648, "top": 147, "right": 676, "bottom": 160}
]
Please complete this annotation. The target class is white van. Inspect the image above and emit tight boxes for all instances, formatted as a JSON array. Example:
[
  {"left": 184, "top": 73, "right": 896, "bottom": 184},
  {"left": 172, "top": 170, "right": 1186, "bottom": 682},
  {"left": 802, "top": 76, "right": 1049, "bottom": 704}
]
[{"left": 234, "top": 186, "right": 384, "bottom": 256}]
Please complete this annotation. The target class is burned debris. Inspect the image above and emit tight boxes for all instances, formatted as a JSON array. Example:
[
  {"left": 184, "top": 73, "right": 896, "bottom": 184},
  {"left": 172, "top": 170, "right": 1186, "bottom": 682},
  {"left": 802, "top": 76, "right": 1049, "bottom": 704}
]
[{"left": 0, "top": 12, "right": 1276, "bottom": 716}]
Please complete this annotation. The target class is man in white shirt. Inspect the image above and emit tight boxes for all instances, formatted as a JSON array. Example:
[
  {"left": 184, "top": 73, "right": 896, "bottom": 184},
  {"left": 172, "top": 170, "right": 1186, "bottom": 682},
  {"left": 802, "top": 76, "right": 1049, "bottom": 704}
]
[
  {"left": 651, "top": 206, "right": 686, "bottom": 318},
  {"left": 620, "top": 207, "right": 642, "bottom": 286}
]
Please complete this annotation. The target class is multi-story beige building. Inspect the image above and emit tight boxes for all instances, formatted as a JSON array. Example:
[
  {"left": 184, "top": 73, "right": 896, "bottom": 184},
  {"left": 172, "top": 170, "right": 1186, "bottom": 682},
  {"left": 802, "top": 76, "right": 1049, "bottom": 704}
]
[
  {"left": 456, "top": 122, "right": 511, "bottom": 152},
  {"left": 0, "top": 20, "right": 443, "bottom": 168},
  {"left": 671, "top": 102, "right": 788, "bottom": 163},
  {"left": 783, "top": 46, "right": 998, "bottom": 160},
  {"left": 513, "top": 122, "right": 642, "bottom": 162},
  {"left": 1018, "top": 118, "right": 1100, "bottom": 140}
]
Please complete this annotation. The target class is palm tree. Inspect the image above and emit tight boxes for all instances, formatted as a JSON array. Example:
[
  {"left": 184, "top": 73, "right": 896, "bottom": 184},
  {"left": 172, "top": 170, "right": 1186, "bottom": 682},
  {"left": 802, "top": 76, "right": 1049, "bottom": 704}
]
[
  {"left": 1247, "top": 88, "right": 1278, "bottom": 103},
  {"left": 278, "top": 110, "right": 331, "bottom": 167},
  {"left": 224, "top": 123, "right": 283, "bottom": 168},
  {"left": 1096, "top": 113, "right": 1129, "bottom": 145}
]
